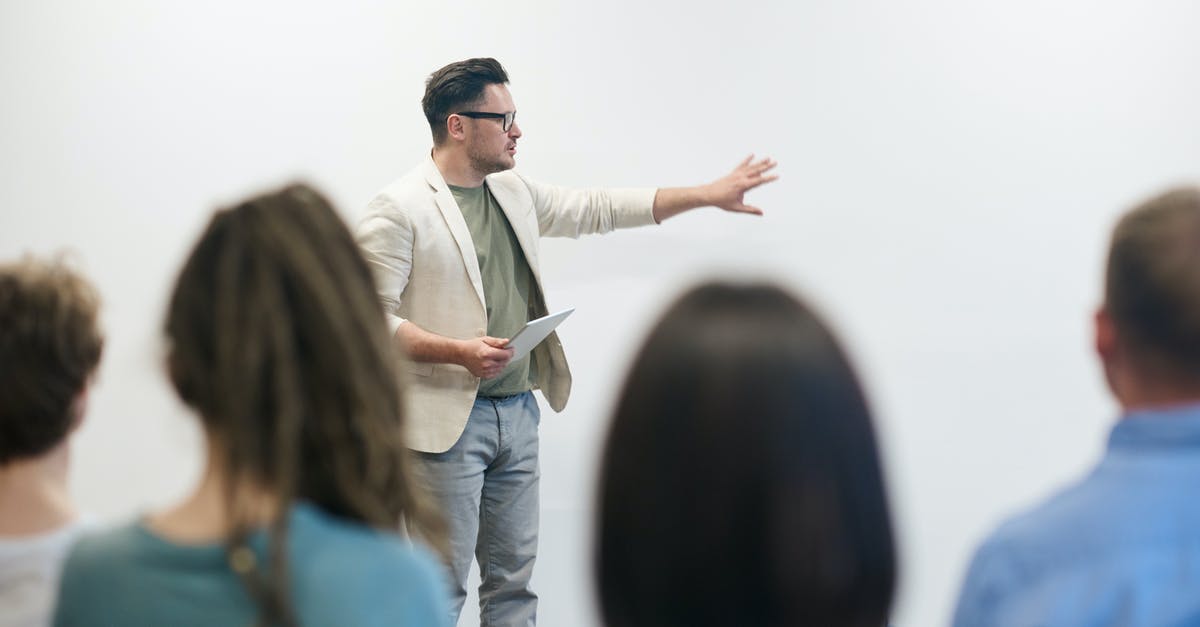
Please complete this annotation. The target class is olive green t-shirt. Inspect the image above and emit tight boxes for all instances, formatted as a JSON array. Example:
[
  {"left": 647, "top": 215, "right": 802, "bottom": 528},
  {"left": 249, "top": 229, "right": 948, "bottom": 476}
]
[{"left": 449, "top": 183, "right": 535, "bottom": 396}]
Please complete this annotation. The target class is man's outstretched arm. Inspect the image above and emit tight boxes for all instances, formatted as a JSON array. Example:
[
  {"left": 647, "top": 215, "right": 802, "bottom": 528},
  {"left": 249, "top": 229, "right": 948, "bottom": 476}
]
[{"left": 652, "top": 155, "right": 778, "bottom": 223}]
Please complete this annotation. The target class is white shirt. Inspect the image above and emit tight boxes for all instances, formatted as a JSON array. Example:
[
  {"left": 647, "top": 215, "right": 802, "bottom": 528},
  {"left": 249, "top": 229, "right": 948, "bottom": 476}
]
[{"left": 0, "top": 520, "right": 88, "bottom": 627}]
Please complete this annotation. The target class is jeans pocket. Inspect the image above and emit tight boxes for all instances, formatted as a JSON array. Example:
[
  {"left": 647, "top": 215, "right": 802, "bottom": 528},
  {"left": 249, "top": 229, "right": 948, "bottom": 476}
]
[{"left": 525, "top": 391, "right": 541, "bottom": 426}]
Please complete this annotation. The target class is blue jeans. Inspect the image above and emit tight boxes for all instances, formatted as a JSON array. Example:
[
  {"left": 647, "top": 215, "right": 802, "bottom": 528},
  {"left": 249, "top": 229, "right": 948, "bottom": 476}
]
[{"left": 410, "top": 391, "right": 541, "bottom": 627}]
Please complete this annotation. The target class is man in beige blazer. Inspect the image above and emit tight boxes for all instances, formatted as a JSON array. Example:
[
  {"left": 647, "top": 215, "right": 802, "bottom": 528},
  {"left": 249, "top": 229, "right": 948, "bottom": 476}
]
[{"left": 356, "top": 57, "right": 776, "bottom": 627}]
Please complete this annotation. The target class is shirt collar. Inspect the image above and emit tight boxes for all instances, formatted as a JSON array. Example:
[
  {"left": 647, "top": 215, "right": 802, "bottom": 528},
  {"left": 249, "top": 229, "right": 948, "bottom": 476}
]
[{"left": 1109, "top": 401, "right": 1200, "bottom": 452}]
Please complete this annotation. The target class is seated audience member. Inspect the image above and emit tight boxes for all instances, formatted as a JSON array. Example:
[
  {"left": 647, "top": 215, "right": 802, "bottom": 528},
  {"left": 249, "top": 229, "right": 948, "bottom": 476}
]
[
  {"left": 52, "top": 184, "right": 449, "bottom": 627},
  {"left": 953, "top": 186, "right": 1200, "bottom": 625},
  {"left": 595, "top": 282, "right": 897, "bottom": 627},
  {"left": 0, "top": 258, "right": 102, "bottom": 627}
]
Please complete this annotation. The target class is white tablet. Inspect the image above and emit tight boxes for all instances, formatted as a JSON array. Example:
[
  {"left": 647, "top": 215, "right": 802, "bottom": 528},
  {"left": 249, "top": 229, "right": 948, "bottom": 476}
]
[{"left": 507, "top": 308, "right": 575, "bottom": 362}]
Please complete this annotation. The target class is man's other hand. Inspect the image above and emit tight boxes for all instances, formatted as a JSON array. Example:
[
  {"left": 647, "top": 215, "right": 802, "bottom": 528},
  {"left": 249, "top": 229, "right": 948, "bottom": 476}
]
[{"left": 459, "top": 336, "right": 514, "bottom": 379}]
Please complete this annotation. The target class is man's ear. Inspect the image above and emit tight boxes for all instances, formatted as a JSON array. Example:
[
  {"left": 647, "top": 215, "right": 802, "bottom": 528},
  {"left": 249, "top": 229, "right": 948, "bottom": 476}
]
[
  {"left": 1095, "top": 305, "right": 1117, "bottom": 364},
  {"left": 68, "top": 382, "right": 91, "bottom": 432},
  {"left": 446, "top": 114, "right": 466, "bottom": 141}
]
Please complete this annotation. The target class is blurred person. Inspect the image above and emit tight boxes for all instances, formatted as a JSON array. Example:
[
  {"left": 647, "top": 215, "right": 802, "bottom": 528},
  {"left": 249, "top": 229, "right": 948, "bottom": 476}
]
[
  {"left": 0, "top": 257, "right": 102, "bottom": 627},
  {"left": 53, "top": 184, "right": 449, "bottom": 627},
  {"left": 357, "top": 56, "right": 778, "bottom": 627},
  {"left": 953, "top": 186, "right": 1200, "bottom": 625},
  {"left": 595, "top": 282, "right": 896, "bottom": 627}
]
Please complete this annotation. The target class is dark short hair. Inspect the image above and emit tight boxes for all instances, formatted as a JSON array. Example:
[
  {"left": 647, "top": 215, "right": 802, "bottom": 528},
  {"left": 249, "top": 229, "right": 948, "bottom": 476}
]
[
  {"left": 421, "top": 57, "right": 509, "bottom": 145},
  {"left": 1105, "top": 186, "right": 1200, "bottom": 380},
  {"left": 0, "top": 257, "right": 103, "bottom": 464},
  {"left": 596, "top": 282, "right": 896, "bottom": 627}
]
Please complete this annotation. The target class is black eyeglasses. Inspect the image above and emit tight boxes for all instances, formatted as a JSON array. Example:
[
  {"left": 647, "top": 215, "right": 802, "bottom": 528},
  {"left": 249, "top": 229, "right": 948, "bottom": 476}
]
[{"left": 455, "top": 111, "right": 516, "bottom": 132}]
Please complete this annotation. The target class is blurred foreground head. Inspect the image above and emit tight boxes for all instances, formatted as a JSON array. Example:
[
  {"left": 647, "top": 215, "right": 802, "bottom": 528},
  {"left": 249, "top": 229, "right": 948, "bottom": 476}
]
[
  {"left": 164, "top": 183, "right": 439, "bottom": 623},
  {"left": 0, "top": 256, "right": 102, "bottom": 466},
  {"left": 596, "top": 282, "right": 896, "bottom": 627},
  {"left": 1098, "top": 186, "right": 1200, "bottom": 406}
]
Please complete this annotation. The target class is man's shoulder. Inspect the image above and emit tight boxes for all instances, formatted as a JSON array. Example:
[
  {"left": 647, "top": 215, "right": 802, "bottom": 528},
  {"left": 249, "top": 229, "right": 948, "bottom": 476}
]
[
  {"left": 983, "top": 473, "right": 1103, "bottom": 553},
  {"left": 964, "top": 461, "right": 1137, "bottom": 592},
  {"left": 952, "top": 484, "right": 1097, "bottom": 625},
  {"left": 485, "top": 169, "right": 533, "bottom": 197},
  {"left": 373, "top": 163, "right": 435, "bottom": 204},
  {"left": 359, "top": 167, "right": 440, "bottom": 230},
  {"left": 958, "top": 459, "right": 1200, "bottom": 625}
]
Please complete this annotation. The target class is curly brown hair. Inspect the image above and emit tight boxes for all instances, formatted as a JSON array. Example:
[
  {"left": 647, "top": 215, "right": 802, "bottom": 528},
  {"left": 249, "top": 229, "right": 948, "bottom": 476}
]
[{"left": 0, "top": 256, "right": 103, "bottom": 465}]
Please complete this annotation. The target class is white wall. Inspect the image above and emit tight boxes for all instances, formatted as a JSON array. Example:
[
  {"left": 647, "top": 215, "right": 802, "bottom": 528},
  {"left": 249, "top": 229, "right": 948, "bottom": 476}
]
[{"left": 3, "top": 1, "right": 1198, "bottom": 625}]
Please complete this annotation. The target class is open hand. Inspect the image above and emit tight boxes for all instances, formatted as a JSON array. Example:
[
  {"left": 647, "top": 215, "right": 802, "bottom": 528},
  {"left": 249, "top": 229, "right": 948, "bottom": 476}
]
[{"left": 705, "top": 155, "right": 778, "bottom": 215}]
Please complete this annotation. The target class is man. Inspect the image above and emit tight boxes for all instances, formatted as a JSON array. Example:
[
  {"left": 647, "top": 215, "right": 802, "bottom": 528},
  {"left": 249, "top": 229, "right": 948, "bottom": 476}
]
[
  {"left": 953, "top": 186, "right": 1200, "bottom": 625},
  {"left": 0, "top": 256, "right": 103, "bottom": 627},
  {"left": 356, "top": 57, "right": 776, "bottom": 627}
]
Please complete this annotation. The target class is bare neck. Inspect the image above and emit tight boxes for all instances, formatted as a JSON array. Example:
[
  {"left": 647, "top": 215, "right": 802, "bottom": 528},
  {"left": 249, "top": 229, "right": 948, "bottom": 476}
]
[
  {"left": 431, "top": 145, "right": 486, "bottom": 188},
  {"left": 0, "top": 443, "right": 77, "bottom": 536},
  {"left": 146, "top": 440, "right": 278, "bottom": 544},
  {"left": 1120, "top": 391, "right": 1200, "bottom": 414},
  {"left": 1113, "top": 369, "right": 1200, "bottom": 415}
]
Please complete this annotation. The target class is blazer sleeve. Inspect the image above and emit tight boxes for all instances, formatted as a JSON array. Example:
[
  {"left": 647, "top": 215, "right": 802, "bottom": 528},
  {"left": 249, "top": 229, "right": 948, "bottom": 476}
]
[
  {"left": 355, "top": 195, "right": 414, "bottom": 337},
  {"left": 518, "top": 173, "right": 658, "bottom": 238}
]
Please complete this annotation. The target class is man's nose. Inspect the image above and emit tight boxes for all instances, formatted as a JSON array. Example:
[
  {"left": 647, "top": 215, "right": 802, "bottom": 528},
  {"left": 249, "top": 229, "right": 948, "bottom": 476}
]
[{"left": 508, "top": 121, "right": 522, "bottom": 138}]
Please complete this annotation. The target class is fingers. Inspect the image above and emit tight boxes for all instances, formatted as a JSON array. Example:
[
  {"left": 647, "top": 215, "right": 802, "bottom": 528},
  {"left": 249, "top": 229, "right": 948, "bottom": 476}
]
[
  {"left": 478, "top": 339, "right": 512, "bottom": 364},
  {"left": 745, "top": 173, "right": 780, "bottom": 190},
  {"left": 481, "top": 336, "right": 510, "bottom": 348},
  {"left": 482, "top": 347, "right": 513, "bottom": 364},
  {"left": 731, "top": 157, "right": 777, "bottom": 187},
  {"left": 481, "top": 345, "right": 513, "bottom": 366},
  {"left": 744, "top": 157, "right": 776, "bottom": 177},
  {"left": 477, "top": 350, "right": 512, "bottom": 379},
  {"left": 730, "top": 203, "right": 764, "bottom": 216},
  {"left": 735, "top": 157, "right": 777, "bottom": 194},
  {"left": 735, "top": 155, "right": 773, "bottom": 170},
  {"left": 469, "top": 337, "right": 514, "bottom": 378},
  {"left": 481, "top": 357, "right": 511, "bottom": 378}
]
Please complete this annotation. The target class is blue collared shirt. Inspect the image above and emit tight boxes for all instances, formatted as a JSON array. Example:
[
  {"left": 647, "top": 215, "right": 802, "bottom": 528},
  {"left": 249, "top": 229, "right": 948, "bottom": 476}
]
[{"left": 952, "top": 404, "right": 1200, "bottom": 627}]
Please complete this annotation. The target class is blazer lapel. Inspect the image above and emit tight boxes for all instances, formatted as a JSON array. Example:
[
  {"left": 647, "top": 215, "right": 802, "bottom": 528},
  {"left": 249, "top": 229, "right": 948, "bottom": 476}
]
[
  {"left": 487, "top": 178, "right": 543, "bottom": 288},
  {"left": 423, "top": 159, "right": 486, "bottom": 309}
]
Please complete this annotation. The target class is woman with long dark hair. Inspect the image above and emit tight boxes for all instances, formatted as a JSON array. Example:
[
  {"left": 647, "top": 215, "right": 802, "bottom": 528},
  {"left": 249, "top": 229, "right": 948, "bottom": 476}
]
[
  {"left": 54, "top": 184, "right": 448, "bottom": 626},
  {"left": 595, "top": 282, "right": 896, "bottom": 627}
]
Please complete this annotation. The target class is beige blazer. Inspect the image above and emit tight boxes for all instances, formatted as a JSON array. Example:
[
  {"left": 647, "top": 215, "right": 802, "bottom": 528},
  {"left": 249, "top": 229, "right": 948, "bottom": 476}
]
[{"left": 357, "top": 156, "right": 657, "bottom": 453}]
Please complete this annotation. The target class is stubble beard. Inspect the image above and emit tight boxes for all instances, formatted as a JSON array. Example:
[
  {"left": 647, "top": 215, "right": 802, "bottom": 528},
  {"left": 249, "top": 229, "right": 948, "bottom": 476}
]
[{"left": 467, "top": 141, "right": 515, "bottom": 177}]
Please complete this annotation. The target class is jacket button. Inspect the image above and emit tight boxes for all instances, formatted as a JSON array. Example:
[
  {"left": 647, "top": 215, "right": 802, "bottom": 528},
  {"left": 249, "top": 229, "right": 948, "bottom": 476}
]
[{"left": 476, "top": 329, "right": 485, "bottom": 337}]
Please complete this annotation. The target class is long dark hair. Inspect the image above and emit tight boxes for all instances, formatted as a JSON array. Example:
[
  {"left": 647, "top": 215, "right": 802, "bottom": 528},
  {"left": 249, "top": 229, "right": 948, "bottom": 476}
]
[
  {"left": 164, "top": 183, "right": 441, "bottom": 625},
  {"left": 596, "top": 282, "right": 896, "bottom": 627}
]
